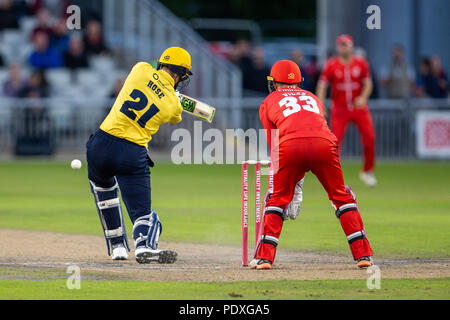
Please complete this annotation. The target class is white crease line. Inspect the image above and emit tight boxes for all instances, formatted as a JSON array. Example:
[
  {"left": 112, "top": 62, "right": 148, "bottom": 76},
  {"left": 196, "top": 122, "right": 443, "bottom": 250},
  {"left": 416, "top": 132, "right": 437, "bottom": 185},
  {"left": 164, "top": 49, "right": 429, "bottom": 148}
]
[{"left": 0, "top": 261, "right": 226, "bottom": 270}]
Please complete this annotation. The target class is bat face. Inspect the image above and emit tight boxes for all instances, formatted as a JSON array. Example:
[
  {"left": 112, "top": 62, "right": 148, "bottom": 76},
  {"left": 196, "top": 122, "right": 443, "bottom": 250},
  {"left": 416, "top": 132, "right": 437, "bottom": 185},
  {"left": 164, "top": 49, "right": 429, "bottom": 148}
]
[{"left": 179, "top": 94, "right": 216, "bottom": 123}]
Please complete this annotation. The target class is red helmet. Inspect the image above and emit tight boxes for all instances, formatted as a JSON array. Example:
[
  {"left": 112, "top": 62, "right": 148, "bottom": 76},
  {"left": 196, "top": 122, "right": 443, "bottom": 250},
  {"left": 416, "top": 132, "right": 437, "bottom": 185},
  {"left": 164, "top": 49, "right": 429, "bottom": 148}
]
[{"left": 267, "top": 60, "right": 302, "bottom": 93}]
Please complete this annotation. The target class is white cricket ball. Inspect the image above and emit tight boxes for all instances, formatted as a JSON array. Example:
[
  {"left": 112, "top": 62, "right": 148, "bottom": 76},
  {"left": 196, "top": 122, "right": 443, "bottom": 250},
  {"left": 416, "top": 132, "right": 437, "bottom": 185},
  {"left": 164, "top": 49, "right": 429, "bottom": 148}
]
[{"left": 71, "top": 159, "right": 82, "bottom": 170}]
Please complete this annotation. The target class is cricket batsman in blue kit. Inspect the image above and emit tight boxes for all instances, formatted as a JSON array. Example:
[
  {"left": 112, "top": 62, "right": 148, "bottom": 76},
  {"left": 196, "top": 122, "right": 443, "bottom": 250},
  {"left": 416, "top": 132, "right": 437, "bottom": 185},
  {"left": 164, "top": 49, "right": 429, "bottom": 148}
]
[{"left": 86, "top": 47, "right": 192, "bottom": 264}]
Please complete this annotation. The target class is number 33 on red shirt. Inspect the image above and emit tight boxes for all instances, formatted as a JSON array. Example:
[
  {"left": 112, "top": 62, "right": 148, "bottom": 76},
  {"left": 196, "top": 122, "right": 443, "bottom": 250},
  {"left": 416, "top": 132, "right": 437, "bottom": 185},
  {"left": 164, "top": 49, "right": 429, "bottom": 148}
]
[{"left": 278, "top": 96, "right": 320, "bottom": 117}]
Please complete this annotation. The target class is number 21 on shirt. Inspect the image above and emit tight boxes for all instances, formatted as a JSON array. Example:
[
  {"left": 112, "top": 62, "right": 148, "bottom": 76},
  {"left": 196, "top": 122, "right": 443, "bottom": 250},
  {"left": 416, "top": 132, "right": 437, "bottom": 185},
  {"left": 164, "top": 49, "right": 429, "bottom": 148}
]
[
  {"left": 278, "top": 95, "right": 320, "bottom": 117},
  {"left": 120, "top": 89, "right": 160, "bottom": 128}
]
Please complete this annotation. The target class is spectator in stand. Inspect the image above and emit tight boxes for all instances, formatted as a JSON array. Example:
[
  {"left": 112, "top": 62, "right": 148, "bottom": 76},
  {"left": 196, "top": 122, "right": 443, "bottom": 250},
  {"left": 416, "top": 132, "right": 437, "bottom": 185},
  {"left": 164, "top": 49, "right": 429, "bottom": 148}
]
[
  {"left": 12, "top": 0, "right": 32, "bottom": 18},
  {"left": 379, "top": 44, "right": 415, "bottom": 99},
  {"left": 242, "top": 46, "right": 270, "bottom": 94},
  {"left": 429, "top": 55, "right": 448, "bottom": 98},
  {"left": 30, "top": 0, "right": 71, "bottom": 18},
  {"left": 303, "top": 56, "right": 320, "bottom": 94},
  {"left": 415, "top": 58, "right": 433, "bottom": 98},
  {"left": 83, "top": 20, "right": 109, "bottom": 56},
  {"left": 64, "top": 36, "right": 89, "bottom": 70},
  {"left": 15, "top": 69, "right": 53, "bottom": 156},
  {"left": 29, "top": 31, "right": 63, "bottom": 69},
  {"left": 3, "top": 64, "right": 26, "bottom": 97},
  {"left": 19, "top": 69, "right": 50, "bottom": 98},
  {"left": 31, "top": 8, "right": 54, "bottom": 41},
  {"left": 0, "top": 0, "right": 19, "bottom": 31},
  {"left": 51, "top": 18, "right": 70, "bottom": 53},
  {"left": 228, "top": 44, "right": 242, "bottom": 66},
  {"left": 416, "top": 56, "right": 449, "bottom": 98},
  {"left": 228, "top": 38, "right": 252, "bottom": 69},
  {"left": 290, "top": 49, "right": 309, "bottom": 90}
]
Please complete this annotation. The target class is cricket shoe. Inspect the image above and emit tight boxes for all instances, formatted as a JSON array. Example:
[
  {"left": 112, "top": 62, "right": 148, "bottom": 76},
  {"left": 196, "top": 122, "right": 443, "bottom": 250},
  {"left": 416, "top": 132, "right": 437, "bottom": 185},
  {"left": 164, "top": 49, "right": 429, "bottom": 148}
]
[
  {"left": 356, "top": 256, "right": 373, "bottom": 268},
  {"left": 111, "top": 244, "right": 128, "bottom": 261},
  {"left": 135, "top": 247, "right": 177, "bottom": 264},
  {"left": 249, "top": 258, "right": 272, "bottom": 270},
  {"left": 360, "top": 171, "right": 377, "bottom": 187}
]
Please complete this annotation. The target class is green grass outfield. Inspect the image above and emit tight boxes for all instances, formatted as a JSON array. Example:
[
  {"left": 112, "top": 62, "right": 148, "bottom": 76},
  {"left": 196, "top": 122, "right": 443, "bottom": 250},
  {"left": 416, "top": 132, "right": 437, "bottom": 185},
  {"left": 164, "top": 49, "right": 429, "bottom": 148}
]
[
  {"left": 0, "top": 160, "right": 449, "bottom": 300},
  {"left": 0, "top": 161, "right": 449, "bottom": 258},
  {"left": 0, "top": 278, "right": 449, "bottom": 300}
]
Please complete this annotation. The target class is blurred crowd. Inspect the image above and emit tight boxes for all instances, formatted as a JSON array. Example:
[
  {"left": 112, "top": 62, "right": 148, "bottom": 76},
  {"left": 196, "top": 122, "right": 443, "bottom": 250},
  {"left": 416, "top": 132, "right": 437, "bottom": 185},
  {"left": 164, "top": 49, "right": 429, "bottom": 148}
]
[
  {"left": 0, "top": 1, "right": 448, "bottom": 100},
  {"left": 222, "top": 39, "right": 448, "bottom": 99},
  {"left": 379, "top": 45, "right": 448, "bottom": 99},
  {"left": 0, "top": 0, "right": 111, "bottom": 99},
  {"left": 222, "top": 38, "right": 320, "bottom": 96},
  {"left": 0, "top": 0, "right": 118, "bottom": 155}
]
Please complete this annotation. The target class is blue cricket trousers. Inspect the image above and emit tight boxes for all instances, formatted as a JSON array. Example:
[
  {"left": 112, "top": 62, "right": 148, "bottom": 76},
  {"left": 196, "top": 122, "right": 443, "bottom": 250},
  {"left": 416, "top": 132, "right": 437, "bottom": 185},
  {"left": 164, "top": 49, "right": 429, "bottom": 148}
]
[{"left": 86, "top": 129, "right": 151, "bottom": 223}]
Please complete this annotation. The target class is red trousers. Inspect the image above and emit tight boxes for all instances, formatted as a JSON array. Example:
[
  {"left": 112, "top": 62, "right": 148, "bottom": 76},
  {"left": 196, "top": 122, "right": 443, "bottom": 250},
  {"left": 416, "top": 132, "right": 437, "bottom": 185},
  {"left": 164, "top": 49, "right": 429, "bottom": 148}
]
[
  {"left": 256, "top": 138, "right": 373, "bottom": 263},
  {"left": 331, "top": 108, "right": 375, "bottom": 172}
]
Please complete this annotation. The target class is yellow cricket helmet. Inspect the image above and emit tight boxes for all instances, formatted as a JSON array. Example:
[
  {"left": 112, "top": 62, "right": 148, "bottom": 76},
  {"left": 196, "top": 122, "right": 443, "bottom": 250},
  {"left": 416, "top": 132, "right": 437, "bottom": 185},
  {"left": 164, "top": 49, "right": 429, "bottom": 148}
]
[
  {"left": 158, "top": 47, "right": 192, "bottom": 73},
  {"left": 158, "top": 47, "right": 193, "bottom": 90}
]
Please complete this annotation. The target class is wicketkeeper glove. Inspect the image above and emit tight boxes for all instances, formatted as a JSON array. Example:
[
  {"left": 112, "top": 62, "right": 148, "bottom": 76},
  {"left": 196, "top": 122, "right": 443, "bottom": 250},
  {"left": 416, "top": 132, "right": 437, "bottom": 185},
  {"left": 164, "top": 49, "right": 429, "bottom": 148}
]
[{"left": 285, "top": 178, "right": 304, "bottom": 220}]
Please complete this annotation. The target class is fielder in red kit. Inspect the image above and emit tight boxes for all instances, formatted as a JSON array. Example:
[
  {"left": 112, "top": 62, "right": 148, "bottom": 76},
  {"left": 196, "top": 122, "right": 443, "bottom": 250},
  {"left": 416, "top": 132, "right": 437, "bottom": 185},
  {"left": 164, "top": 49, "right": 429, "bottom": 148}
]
[
  {"left": 317, "top": 35, "right": 377, "bottom": 187},
  {"left": 251, "top": 60, "right": 373, "bottom": 270}
]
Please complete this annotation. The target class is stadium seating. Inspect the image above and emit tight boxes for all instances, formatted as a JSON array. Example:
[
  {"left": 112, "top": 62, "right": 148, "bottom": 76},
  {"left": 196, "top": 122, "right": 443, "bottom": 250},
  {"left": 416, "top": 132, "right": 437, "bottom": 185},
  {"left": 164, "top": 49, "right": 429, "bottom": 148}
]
[
  {"left": 90, "top": 56, "right": 115, "bottom": 75},
  {"left": 0, "top": 69, "right": 8, "bottom": 85},
  {"left": 19, "top": 17, "right": 36, "bottom": 36},
  {"left": 46, "top": 69, "right": 72, "bottom": 95},
  {"left": 0, "top": 13, "right": 126, "bottom": 99}
]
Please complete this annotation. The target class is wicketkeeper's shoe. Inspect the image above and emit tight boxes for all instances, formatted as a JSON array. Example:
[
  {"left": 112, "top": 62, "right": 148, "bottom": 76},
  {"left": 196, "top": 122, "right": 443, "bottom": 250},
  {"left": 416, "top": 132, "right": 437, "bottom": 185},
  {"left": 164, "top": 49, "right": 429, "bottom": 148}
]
[
  {"left": 249, "top": 259, "right": 272, "bottom": 270},
  {"left": 360, "top": 171, "right": 377, "bottom": 187},
  {"left": 111, "top": 244, "right": 128, "bottom": 261},
  {"left": 135, "top": 247, "right": 177, "bottom": 264},
  {"left": 356, "top": 256, "right": 373, "bottom": 268}
]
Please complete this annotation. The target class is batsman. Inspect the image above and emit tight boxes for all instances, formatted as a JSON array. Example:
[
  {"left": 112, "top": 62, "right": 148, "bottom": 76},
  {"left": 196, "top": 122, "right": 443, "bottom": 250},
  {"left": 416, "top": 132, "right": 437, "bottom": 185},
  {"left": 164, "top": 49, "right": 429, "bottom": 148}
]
[
  {"left": 86, "top": 47, "right": 192, "bottom": 263},
  {"left": 251, "top": 60, "right": 374, "bottom": 270}
]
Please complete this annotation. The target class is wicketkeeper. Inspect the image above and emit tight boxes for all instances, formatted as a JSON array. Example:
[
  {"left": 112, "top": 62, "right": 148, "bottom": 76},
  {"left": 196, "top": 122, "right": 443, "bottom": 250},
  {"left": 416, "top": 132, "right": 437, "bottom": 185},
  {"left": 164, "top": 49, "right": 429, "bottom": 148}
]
[
  {"left": 251, "top": 60, "right": 374, "bottom": 270},
  {"left": 86, "top": 47, "right": 192, "bottom": 263}
]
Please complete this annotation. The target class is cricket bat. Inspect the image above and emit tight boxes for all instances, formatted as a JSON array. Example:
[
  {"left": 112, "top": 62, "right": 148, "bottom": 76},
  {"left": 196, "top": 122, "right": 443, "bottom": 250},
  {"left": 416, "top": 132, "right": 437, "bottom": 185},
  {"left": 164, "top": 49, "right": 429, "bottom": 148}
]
[{"left": 178, "top": 93, "right": 216, "bottom": 123}]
